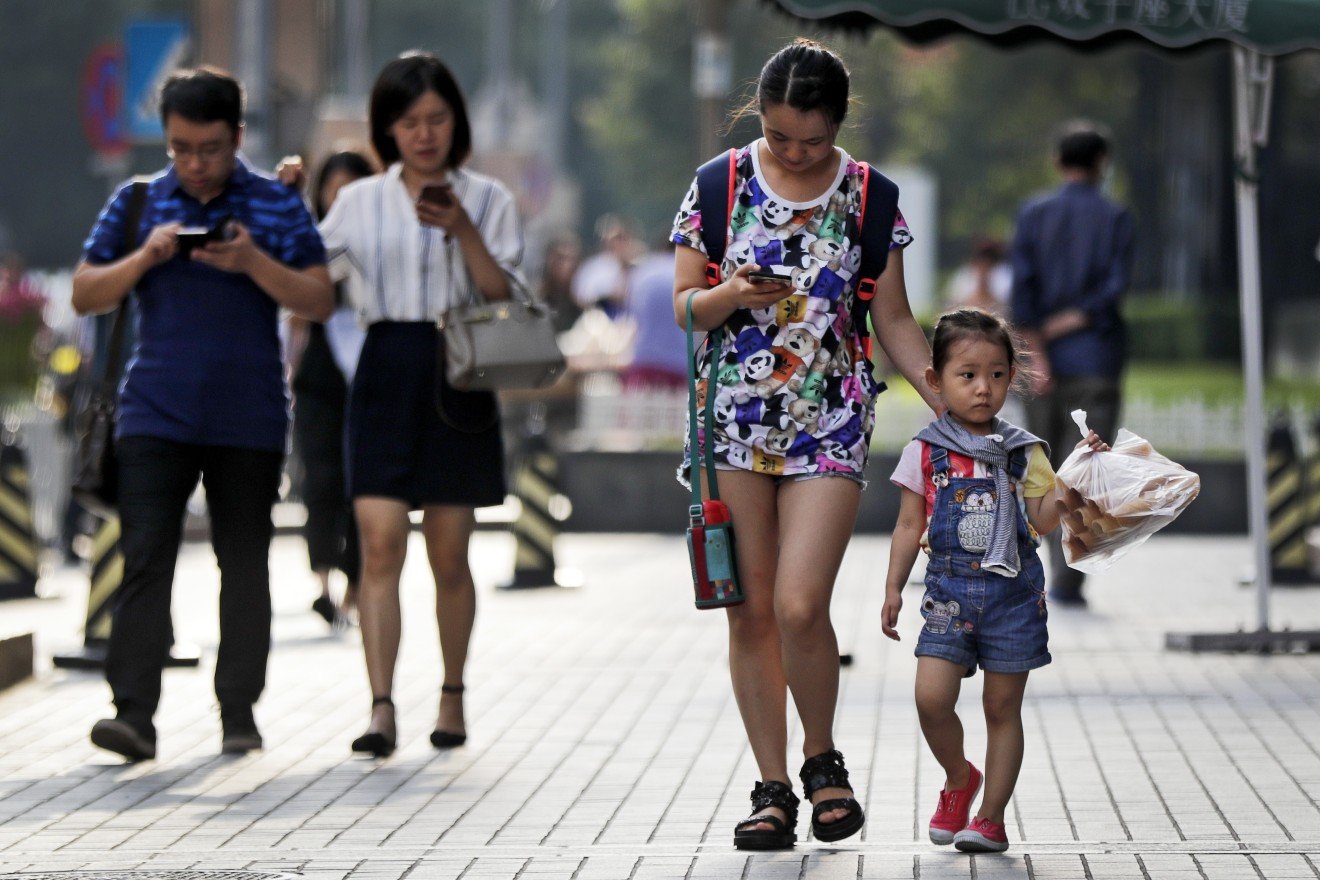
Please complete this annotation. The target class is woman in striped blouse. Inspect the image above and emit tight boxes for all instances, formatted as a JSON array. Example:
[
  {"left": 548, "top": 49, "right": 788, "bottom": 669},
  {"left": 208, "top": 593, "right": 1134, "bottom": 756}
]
[{"left": 319, "top": 51, "right": 526, "bottom": 757}]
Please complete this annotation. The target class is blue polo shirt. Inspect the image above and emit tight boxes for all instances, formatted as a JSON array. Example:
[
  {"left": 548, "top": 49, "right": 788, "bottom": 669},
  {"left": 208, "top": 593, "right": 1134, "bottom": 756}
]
[
  {"left": 82, "top": 159, "right": 326, "bottom": 451},
  {"left": 1009, "top": 181, "right": 1134, "bottom": 381}
]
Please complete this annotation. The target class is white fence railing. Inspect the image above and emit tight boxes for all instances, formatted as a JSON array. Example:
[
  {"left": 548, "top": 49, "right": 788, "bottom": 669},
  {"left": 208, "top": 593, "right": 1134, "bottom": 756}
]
[{"left": 573, "top": 379, "right": 1317, "bottom": 460}]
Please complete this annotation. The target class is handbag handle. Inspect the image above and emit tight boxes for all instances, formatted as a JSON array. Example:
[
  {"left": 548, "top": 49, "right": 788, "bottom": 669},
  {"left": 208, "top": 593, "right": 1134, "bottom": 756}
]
[{"left": 685, "top": 292, "right": 723, "bottom": 509}]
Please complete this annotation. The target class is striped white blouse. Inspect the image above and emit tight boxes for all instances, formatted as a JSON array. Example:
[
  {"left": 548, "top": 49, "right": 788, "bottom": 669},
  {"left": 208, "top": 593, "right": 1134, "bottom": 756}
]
[{"left": 318, "top": 163, "right": 527, "bottom": 323}]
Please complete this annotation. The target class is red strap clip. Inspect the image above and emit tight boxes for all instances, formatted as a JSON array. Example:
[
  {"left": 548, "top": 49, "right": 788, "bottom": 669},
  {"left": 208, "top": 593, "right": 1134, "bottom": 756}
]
[
  {"left": 856, "top": 277, "right": 877, "bottom": 301},
  {"left": 705, "top": 262, "right": 722, "bottom": 288}
]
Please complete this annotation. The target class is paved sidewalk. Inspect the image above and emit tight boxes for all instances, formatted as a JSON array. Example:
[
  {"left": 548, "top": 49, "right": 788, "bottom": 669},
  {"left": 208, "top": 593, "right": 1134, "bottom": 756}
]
[{"left": 1, "top": 531, "right": 1319, "bottom": 879}]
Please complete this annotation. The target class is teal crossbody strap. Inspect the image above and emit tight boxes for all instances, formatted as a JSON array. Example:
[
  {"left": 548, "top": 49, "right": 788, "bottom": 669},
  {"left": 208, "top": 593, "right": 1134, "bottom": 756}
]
[{"left": 685, "top": 292, "right": 724, "bottom": 508}]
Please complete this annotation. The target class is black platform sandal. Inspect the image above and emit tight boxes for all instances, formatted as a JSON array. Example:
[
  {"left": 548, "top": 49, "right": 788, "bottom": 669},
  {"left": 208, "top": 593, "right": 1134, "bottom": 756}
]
[
  {"left": 430, "top": 683, "right": 467, "bottom": 749},
  {"left": 351, "top": 696, "right": 397, "bottom": 757},
  {"left": 799, "top": 750, "right": 865, "bottom": 843},
  {"left": 733, "top": 780, "right": 800, "bottom": 850}
]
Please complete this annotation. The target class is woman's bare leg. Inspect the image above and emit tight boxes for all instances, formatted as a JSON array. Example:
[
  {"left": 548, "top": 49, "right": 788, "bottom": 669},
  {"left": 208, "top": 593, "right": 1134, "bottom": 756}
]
[
  {"left": 422, "top": 505, "right": 477, "bottom": 735},
  {"left": 353, "top": 496, "right": 411, "bottom": 736},
  {"left": 774, "top": 476, "right": 861, "bottom": 825}
]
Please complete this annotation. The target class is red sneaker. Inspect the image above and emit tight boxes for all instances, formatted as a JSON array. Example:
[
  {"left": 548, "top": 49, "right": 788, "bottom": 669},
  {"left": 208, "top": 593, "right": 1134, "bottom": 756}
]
[
  {"left": 953, "top": 816, "right": 1010, "bottom": 853},
  {"left": 928, "top": 762, "right": 982, "bottom": 844}
]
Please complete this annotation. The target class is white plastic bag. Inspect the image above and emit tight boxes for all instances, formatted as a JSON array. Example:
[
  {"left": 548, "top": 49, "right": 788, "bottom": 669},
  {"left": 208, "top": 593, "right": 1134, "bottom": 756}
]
[{"left": 1055, "top": 409, "right": 1201, "bottom": 574}]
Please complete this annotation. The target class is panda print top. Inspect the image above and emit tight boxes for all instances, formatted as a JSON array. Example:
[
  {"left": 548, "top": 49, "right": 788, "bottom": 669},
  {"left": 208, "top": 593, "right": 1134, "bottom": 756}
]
[{"left": 671, "top": 141, "right": 912, "bottom": 482}]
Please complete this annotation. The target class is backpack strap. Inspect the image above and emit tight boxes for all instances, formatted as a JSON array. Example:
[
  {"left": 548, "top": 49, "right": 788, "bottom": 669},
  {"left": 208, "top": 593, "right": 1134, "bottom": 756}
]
[
  {"left": 695, "top": 148, "right": 738, "bottom": 288},
  {"left": 850, "top": 162, "right": 900, "bottom": 361}
]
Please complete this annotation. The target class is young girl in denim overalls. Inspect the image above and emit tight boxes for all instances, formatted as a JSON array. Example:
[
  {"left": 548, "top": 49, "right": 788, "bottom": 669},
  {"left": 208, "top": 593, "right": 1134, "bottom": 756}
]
[{"left": 881, "top": 309, "right": 1108, "bottom": 853}]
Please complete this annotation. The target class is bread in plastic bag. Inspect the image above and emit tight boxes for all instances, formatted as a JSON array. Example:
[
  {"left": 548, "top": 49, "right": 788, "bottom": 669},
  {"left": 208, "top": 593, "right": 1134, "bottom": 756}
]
[{"left": 1055, "top": 409, "right": 1200, "bottom": 574}]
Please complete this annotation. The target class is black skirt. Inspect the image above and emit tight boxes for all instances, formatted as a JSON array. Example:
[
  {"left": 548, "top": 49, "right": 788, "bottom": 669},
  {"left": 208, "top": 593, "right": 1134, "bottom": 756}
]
[{"left": 347, "top": 321, "right": 505, "bottom": 509}]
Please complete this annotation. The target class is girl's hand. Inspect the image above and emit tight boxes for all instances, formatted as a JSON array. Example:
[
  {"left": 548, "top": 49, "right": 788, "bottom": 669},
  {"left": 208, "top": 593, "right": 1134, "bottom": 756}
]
[
  {"left": 727, "top": 264, "right": 794, "bottom": 309},
  {"left": 881, "top": 591, "right": 903, "bottom": 641},
  {"left": 1074, "top": 430, "right": 1110, "bottom": 453}
]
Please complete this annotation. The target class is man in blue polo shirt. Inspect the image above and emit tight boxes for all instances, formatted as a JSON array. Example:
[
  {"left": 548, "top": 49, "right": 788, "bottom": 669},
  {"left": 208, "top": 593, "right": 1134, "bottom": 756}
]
[
  {"left": 73, "top": 67, "right": 332, "bottom": 761},
  {"left": 1011, "top": 121, "right": 1134, "bottom": 608}
]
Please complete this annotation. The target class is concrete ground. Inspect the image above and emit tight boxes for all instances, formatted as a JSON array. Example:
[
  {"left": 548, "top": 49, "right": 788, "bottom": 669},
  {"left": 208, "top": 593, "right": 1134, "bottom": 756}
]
[{"left": 1, "top": 530, "right": 1318, "bottom": 879}]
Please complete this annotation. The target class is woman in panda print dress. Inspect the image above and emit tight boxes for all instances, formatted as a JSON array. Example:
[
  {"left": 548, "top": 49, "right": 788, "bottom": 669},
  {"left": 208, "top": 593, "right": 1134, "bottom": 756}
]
[{"left": 671, "top": 39, "right": 942, "bottom": 850}]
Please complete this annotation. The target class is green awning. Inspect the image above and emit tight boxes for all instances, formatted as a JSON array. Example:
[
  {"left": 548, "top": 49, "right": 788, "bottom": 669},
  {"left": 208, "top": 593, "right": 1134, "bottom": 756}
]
[{"left": 773, "top": 0, "right": 1320, "bottom": 55}]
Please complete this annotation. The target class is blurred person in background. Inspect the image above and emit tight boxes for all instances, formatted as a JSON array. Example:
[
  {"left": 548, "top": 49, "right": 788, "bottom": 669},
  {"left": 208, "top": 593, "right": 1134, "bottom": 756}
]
[
  {"left": 318, "top": 52, "right": 526, "bottom": 758},
  {"left": 944, "top": 236, "right": 1010, "bottom": 316},
  {"left": 621, "top": 244, "right": 686, "bottom": 391},
  {"left": 279, "top": 150, "right": 375, "bottom": 629},
  {"left": 538, "top": 233, "right": 582, "bottom": 334},
  {"left": 1010, "top": 120, "right": 1133, "bottom": 608},
  {"left": 571, "top": 214, "right": 640, "bottom": 319}
]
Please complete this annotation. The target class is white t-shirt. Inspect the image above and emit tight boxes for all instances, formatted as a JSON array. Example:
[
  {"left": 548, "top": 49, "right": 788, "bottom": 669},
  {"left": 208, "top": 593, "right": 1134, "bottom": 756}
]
[{"left": 318, "top": 163, "right": 527, "bottom": 323}]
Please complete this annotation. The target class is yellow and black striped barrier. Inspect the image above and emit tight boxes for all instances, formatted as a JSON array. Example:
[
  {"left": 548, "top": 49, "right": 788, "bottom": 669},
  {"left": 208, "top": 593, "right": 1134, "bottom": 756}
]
[
  {"left": 502, "top": 429, "right": 576, "bottom": 590},
  {"left": 1267, "top": 418, "right": 1310, "bottom": 584},
  {"left": 52, "top": 515, "right": 122, "bottom": 669},
  {"left": 0, "top": 440, "right": 39, "bottom": 600},
  {"left": 1308, "top": 415, "right": 1320, "bottom": 578},
  {"left": 53, "top": 514, "right": 200, "bottom": 669}
]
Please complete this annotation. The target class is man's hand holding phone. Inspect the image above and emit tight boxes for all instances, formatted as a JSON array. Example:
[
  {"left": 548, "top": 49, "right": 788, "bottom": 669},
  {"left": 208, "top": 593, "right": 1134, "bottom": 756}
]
[
  {"left": 139, "top": 223, "right": 184, "bottom": 268},
  {"left": 188, "top": 220, "right": 260, "bottom": 275}
]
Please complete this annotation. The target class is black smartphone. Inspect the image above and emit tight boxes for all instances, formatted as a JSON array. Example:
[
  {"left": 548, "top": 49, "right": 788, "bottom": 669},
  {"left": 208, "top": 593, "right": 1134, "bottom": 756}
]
[
  {"left": 177, "top": 217, "right": 235, "bottom": 256},
  {"left": 747, "top": 269, "right": 791, "bottom": 284},
  {"left": 175, "top": 227, "right": 211, "bottom": 255},
  {"left": 419, "top": 183, "right": 453, "bottom": 207}
]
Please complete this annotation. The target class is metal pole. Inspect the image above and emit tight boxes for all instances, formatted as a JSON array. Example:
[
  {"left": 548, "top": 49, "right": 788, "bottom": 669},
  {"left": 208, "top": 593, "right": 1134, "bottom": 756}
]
[
  {"left": 236, "top": 0, "right": 272, "bottom": 167},
  {"left": 487, "top": 0, "right": 514, "bottom": 144},
  {"left": 694, "top": 0, "right": 732, "bottom": 161},
  {"left": 1232, "top": 46, "right": 1275, "bottom": 631},
  {"left": 343, "top": 0, "right": 370, "bottom": 99},
  {"left": 540, "top": 0, "right": 569, "bottom": 171}
]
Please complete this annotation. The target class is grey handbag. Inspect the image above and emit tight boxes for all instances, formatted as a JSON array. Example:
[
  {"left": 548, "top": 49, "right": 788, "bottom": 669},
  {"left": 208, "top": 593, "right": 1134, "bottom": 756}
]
[{"left": 437, "top": 295, "right": 565, "bottom": 391}]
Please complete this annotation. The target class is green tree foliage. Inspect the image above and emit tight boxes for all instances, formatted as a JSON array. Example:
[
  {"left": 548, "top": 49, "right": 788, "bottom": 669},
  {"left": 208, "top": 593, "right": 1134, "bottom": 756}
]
[{"left": 571, "top": 1, "right": 1161, "bottom": 269}]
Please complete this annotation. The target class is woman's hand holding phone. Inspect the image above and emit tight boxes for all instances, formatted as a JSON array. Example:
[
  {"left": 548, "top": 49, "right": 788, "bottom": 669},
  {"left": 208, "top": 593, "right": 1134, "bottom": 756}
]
[{"left": 416, "top": 183, "right": 467, "bottom": 233}]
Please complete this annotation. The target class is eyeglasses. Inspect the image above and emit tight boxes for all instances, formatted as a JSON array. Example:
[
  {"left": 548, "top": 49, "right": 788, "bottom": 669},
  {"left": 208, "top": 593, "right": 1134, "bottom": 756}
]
[{"left": 166, "top": 141, "right": 232, "bottom": 163}]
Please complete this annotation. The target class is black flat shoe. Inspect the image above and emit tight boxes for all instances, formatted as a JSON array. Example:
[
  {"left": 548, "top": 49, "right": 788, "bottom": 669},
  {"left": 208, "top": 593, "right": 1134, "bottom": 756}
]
[
  {"left": 311, "top": 595, "right": 337, "bottom": 625},
  {"left": 733, "top": 780, "right": 799, "bottom": 850},
  {"left": 800, "top": 749, "right": 865, "bottom": 843},
  {"left": 351, "top": 696, "right": 396, "bottom": 757},
  {"left": 431, "top": 683, "right": 466, "bottom": 749},
  {"left": 91, "top": 718, "right": 156, "bottom": 762}
]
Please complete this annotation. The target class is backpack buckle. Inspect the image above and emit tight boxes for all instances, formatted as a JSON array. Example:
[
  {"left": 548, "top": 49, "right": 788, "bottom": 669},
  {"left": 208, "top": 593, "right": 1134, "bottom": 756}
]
[
  {"left": 704, "top": 262, "right": 721, "bottom": 288},
  {"left": 856, "top": 277, "right": 877, "bottom": 300}
]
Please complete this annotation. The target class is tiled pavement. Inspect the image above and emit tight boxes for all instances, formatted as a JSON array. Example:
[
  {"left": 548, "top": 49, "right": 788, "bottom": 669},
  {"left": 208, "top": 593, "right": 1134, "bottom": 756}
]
[{"left": 1, "top": 531, "right": 1319, "bottom": 879}]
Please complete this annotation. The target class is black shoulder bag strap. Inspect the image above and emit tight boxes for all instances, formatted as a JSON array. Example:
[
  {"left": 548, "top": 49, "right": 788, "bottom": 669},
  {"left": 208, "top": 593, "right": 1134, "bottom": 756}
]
[{"left": 99, "top": 179, "right": 149, "bottom": 390}]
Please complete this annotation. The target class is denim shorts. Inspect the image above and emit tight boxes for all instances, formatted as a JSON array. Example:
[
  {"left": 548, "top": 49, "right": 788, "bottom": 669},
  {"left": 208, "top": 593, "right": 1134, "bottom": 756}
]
[{"left": 914, "top": 552, "right": 1050, "bottom": 675}]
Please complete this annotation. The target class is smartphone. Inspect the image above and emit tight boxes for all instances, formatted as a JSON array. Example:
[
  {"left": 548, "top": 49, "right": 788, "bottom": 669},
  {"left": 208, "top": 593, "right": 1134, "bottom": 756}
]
[
  {"left": 175, "top": 227, "right": 211, "bottom": 255},
  {"left": 419, "top": 183, "right": 453, "bottom": 207},
  {"left": 747, "top": 268, "right": 791, "bottom": 284},
  {"left": 176, "top": 217, "right": 235, "bottom": 255}
]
